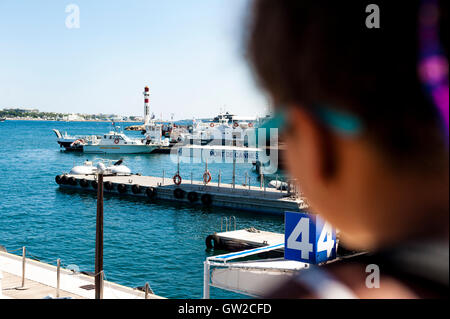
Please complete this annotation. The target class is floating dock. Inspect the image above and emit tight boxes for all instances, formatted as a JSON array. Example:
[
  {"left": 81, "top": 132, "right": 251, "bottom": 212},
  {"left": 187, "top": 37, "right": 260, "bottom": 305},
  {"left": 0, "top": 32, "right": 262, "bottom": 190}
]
[
  {"left": 55, "top": 174, "right": 307, "bottom": 215},
  {"left": 206, "top": 228, "right": 284, "bottom": 257},
  {"left": 0, "top": 250, "right": 163, "bottom": 299},
  {"left": 205, "top": 227, "right": 356, "bottom": 261}
]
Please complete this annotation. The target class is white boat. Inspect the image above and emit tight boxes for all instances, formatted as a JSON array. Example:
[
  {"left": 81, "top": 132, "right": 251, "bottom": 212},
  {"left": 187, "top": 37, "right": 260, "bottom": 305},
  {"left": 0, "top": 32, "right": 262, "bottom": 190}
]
[
  {"left": 69, "top": 159, "right": 132, "bottom": 176},
  {"left": 268, "top": 180, "right": 289, "bottom": 191},
  {"left": 82, "top": 130, "right": 158, "bottom": 154},
  {"left": 54, "top": 120, "right": 169, "bottom": 154},
  {"left": 179, "top": 112, "right": 257, "bottom": 146}
]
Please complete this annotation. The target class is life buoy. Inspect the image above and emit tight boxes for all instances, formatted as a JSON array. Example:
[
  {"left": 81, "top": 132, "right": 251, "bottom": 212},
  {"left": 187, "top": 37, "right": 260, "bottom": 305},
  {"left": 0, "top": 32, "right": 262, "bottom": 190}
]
[
  {"left": 131, "top": 184, "right": 141, "bottom": 194},
  {"left": 146, "top": 187, "right": 157, "bottom": 199},
  {"left": 201, "top": 193, "right": 213, "bottom": 206},
  {"left": 187, "top": 191, "right": 198, "bottom": 203},
  {"left": 233, "top": 122, "right": 239, "bottom": 128},
  {"left": 203, "top": 171, "right": 212, "bottom": 184},
  {"left": 210, "top": 123, "right": 215, "bottom": 128},
  {"left": 80, "top": 179, "right": 89, "bottom": 188},
  {"left": 114, "top": 138, "right": 120, "bottom": 144},
  {"left": 118, "top": 184, "right": 127, "bottom": 193},
  {"left": 91, "top": 180, "right": 98, "bottom": 189},
  {"left": 173, "top": 174, "right": 182, "bottom": 185},
  {"left": 173, "top": 188, "right": 185, "bottom": 199},
  {"left": 104, "top": 181, "right": 114, "bottom": 190},
  {"left": 248, "top": 123, "right": 254, "bottom": 128}
]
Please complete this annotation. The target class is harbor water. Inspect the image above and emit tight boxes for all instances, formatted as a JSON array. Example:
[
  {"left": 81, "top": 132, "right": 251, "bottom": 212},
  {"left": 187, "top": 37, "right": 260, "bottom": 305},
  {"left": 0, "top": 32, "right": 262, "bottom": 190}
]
[{"left": 0, "top": 120, "right": 284, "bottom": 298}]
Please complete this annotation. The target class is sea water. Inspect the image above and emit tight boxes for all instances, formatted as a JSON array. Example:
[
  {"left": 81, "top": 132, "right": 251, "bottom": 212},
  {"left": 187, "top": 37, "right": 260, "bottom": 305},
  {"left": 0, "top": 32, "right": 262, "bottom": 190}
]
[{"left": 0, "top": 120, "right": 284, "bottom": 299}]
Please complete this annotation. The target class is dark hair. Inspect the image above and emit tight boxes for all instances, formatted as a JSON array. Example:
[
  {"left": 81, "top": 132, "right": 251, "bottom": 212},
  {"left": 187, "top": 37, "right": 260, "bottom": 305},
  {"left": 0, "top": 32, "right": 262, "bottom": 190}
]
[{"left": 246, "top": 0, "right": 448, "bottom": 168}]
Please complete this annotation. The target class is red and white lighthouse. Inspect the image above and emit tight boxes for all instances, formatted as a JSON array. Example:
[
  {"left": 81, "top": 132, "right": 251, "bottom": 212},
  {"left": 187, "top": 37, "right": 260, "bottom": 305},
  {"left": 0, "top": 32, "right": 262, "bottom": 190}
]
[{"left": 144, "top": 86, "right": 150, "bottom": 125}]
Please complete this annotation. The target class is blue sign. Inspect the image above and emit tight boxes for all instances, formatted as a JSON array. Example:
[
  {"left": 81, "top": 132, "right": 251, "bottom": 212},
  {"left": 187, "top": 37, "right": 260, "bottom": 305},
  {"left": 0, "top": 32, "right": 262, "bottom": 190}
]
[{"left": 284, "top": 212, "right": 337, "bottom": 264}]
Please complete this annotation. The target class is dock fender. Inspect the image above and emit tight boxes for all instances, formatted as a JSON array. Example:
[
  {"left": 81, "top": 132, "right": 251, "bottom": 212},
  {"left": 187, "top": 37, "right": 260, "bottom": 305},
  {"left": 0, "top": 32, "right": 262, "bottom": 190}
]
[
  {"left": 68, "top": 177, "right": 77, "bottom": 186},
  {"left": 91, "top": 180, "right": 98, "bottom": 190},
  {"left": 187, "top": 191, "right": 198, "bottom": 203},
  {"left": 55, "top": 175, "right": 63, "bottom": 185},
  {"left": 118, "top": 184, "right": 127, "bottom": 194},
  {"left": 104, "top": 181, "right": 114, "bottom": 191},
  {"left": 205, "top": 234, "right": 217, "bottom": 249},
  {"left": 61, "top": 175, "right": 69, "bottom": 185},
  {"left": 80, "top": 179, "right": 89, "bottom": 188},
  {"left": 131, "top": 184, "right": 141, "bottom": 194},
  {"left": 146, "top": 187, "right": 157, "bottom": 199},
  {"left": 173, "top": 188, "right": 185, "bottom": 199},
  {"left": 201, "top": 193, "right": 213, "bottom": 206}
]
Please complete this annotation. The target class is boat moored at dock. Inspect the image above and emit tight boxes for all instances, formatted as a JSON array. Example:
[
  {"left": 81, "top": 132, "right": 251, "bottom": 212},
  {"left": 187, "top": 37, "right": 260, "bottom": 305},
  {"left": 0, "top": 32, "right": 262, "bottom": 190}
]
[{"left": 82, "top": 130, "right": 159, "bottom": 154}]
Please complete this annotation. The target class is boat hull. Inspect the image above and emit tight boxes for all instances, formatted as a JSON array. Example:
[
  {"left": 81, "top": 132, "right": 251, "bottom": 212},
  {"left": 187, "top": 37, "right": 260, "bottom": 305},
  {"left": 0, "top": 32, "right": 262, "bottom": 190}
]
[{"left": 83, "top": 144, "right": 157, "bottom": 154}]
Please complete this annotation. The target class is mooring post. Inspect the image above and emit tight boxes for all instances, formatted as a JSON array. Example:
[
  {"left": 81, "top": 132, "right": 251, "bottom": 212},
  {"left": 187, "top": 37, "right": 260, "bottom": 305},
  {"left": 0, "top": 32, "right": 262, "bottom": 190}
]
[
  {"left": 21, "top": 246, "right": 26, "bottom": 288},
  {"left": 145, "top": 282, "right": 150, "bottom": 299},
  {"left": 56, "top": 258, "right": 61, "bottom": 298},
  {"left": 98, "top": 271, "right": 104, "bottom": 299},
  {"left": 95, "top": 172, "right": 104, "bottom": 300}
]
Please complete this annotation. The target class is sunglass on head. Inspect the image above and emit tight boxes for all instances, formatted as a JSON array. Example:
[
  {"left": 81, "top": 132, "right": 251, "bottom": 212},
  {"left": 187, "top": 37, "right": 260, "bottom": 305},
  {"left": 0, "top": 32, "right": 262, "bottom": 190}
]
[{"left": 260, "top": 105, "right": 363, "bottom": 138}]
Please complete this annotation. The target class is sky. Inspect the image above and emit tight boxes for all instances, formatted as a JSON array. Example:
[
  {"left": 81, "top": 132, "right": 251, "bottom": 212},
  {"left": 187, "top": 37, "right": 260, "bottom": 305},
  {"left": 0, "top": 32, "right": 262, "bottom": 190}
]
[{"left": 0, "top": 0, "right": 270, "bottom": 120}]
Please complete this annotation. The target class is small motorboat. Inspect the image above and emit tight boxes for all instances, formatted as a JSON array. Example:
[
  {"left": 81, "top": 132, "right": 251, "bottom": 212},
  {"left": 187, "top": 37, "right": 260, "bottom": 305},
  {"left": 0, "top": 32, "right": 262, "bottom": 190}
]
[
  {"left": 268, "top": 180, "right": 289, "bottom": 191},
  {"left": 69, "top": 159, "right": 132, "bottom": 176}
]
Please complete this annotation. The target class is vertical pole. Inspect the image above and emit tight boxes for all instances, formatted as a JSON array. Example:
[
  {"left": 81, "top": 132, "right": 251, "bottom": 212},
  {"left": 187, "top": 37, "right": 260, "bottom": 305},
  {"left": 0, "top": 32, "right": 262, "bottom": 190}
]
[
  {"left": 145, "top": 282, "right": 149, "bottom": 299},
  {"left": 218, "top": 170, "right": 221, "bottom": 188},
  {"left": 95, "top": 173, "right": 104, "bottom": 300},
  {"left": 56, "top": 259, "right": 61, "bottom": 298},
  {"left": 245, "top": 172, "right": 248, "bottom": 186},
  {"left": 264, "top": 174, "right": 266, "bottom": 196},
  {"left": 204, "top": 159, "right": 208, "bottom": 186},
  {"left": 162, "top": 170, "right": 165, "bottom": 185},
  {"left": 99, "top": 271, "right": 104, "bottom": 299},
  {"left": 203, "top": 261, "right": 210, "bottom": 299},
  {"left": 191, "top": 171, "right": 193, "bottom": 185},
  {"left": 232, "top": 136, "right": 236, "bottom": 190},
  {"left": 21, "top": 246, "right": 26, "bottom": 288},
  {"left": 248, "top": 177, "right": 251, "bottom": 190}
]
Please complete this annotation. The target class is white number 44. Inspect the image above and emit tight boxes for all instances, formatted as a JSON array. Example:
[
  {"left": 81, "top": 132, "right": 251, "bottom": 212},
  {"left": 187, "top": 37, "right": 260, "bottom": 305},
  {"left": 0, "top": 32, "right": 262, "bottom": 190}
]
[{"left": 287, "top": 217, "right": 335, "bottom": 260}]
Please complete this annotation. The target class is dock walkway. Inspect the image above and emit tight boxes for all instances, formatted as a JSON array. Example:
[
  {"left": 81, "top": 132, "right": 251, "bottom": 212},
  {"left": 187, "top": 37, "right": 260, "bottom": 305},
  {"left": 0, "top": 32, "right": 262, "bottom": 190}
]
[{"left": 0, "top": 251, "right": 164, "bottom": 299}]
